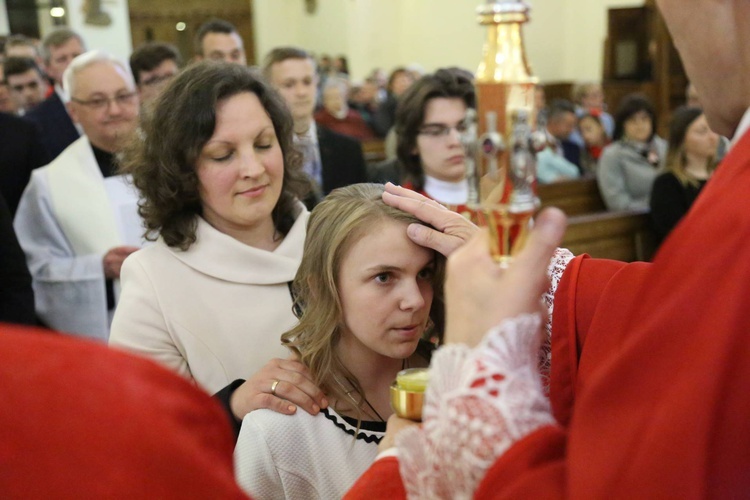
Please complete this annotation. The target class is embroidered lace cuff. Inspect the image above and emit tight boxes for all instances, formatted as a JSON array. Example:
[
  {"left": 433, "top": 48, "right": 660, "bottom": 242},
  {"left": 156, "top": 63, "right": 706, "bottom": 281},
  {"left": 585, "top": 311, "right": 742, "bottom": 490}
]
[
  {"left": 397, "top": 313, "right": 556, "bottom": 500},
  {"left": 540, "top": 247, "right": 575, "bottom": 390}
]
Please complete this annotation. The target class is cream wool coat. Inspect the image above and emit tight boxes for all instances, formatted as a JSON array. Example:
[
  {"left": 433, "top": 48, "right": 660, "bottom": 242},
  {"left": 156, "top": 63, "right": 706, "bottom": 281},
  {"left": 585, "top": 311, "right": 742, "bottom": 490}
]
[{"left": 109, "top": 206, "right": 308, "bottom": 394}]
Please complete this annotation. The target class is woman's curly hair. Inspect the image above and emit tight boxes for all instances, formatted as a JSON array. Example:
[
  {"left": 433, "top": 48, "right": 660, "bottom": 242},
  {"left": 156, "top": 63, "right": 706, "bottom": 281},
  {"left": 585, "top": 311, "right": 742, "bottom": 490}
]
[{"left": 120, "top": 61, "right": 311, "bottom": 250}]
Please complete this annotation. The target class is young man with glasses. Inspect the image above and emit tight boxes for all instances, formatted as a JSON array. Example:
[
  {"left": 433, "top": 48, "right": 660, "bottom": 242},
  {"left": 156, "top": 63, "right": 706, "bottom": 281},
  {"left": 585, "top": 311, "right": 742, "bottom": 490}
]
[
  {"left": 370, "top": 68, "right": 475, "bottom": 211},
  {"left": 129, "top": 42, "right": 181, "bottom": 110},
  {"left": 14, "top": 50, "right": 143, "bottom": 341}
]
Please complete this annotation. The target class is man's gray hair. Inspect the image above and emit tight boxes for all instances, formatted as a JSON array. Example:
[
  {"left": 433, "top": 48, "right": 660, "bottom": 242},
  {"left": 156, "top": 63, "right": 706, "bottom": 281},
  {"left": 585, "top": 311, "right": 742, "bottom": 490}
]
[
  {"left": 41, "top": 28, "right": 85, "bottom": 63},
  {"left": 322, "top": 76, "right": 349, "bottom": 95},
  {"left": 63, "top": 50, "right": 135, "bottom": 101}
]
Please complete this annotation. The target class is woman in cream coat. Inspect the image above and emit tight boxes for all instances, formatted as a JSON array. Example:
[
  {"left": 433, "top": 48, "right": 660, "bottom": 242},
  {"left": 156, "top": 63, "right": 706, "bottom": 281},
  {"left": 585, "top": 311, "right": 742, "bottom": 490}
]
[{"left": 110, "top": 63, "right": 326, "bottom": 424}]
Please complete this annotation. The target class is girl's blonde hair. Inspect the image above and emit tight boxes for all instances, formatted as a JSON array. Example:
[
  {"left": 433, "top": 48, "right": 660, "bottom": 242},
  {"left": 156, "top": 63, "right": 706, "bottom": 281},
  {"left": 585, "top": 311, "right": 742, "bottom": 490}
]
[{"left": 281, "top": 183, "right": 444, "bottom": 419}]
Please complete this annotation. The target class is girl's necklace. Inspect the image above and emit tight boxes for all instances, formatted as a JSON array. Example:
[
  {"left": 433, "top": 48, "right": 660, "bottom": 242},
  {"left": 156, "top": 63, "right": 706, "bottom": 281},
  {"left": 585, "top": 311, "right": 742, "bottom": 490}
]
[{"left": 333, "top": 358, "right": 408, "bottom": 423}]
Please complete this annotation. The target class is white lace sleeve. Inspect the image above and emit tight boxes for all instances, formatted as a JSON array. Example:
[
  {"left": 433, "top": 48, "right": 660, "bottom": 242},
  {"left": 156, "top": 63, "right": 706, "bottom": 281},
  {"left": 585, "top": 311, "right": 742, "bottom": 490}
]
[
  {"left": 539, "top": 247, "right": 575, "bottom": 391},
  {"left": 397, "top": 314, "right": 557, "bottom": 500}
]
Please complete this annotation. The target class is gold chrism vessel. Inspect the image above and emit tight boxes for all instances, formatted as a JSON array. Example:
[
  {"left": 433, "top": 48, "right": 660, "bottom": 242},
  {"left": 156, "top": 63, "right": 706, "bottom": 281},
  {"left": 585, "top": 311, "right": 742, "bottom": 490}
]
[{"left": 465, "top": 0, "right": 543, "bottom": 265}]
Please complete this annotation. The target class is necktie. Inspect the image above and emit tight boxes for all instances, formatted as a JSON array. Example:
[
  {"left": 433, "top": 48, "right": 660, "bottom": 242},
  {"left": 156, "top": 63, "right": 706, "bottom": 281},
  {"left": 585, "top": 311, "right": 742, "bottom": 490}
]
[{"left": 296, "top": 135, "right": 322, "bottom": 187}]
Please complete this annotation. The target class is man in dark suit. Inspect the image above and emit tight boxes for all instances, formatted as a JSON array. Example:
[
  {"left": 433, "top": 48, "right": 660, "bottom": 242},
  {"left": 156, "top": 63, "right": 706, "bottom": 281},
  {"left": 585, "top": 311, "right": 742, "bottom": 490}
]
[
  {"left": 24, "top": 28, "right": 86, "bottom": 163},
  {"left": 0, "top": 112, "right": 47, "bottom": 215},
  {"left": 0, "top": 191, "right": 35, "bottom": 326},
  {"left": 546, "top": 98, "right": 582, "bottom": 169},
  {"left": 262, "top": 47, "right": 366, "bottom": 198}
]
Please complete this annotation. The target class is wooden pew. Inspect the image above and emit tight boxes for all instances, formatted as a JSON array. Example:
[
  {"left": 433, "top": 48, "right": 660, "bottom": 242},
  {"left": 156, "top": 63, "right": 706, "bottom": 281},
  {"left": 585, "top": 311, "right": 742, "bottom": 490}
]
[
  {"left": 538, "top": 177, "right": 605, "bottom": 216},
  {"left": 560, "top": 209, "right": 657, "bottom": 262},
  {"left": 536, "top": 178, "right": 656, "bottom": 261},
  {"left": 361, "top": 139, "right": 386, "bottom": 164}
]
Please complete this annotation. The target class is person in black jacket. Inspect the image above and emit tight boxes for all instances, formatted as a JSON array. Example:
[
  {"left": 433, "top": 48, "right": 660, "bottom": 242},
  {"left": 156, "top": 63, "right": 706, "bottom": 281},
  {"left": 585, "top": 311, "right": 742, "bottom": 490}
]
[
  {"left": 0, "top": 112, "right": 47, "bottom": 215},
  {"left": 0, "top": 191, "right": 35, "bottom": 325},
  {"left": 263, "top": 47, "right": 367, "bottom": 202},
  {"left": 650, "top": 106, "right": 720, "bottom": 245}
]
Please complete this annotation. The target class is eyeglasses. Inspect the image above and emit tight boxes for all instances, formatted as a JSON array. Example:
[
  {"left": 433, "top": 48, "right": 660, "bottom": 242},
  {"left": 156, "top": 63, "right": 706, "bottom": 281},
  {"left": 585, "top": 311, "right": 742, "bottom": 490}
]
[
  {"left": 140, "top": 73, "right": 176, "bottom": 88},
  {"left": 418, "top": 121, "right": 469, "bottom": 138},
  {"left": 71, "top": 92, "right": 138, "bottom": 111}
]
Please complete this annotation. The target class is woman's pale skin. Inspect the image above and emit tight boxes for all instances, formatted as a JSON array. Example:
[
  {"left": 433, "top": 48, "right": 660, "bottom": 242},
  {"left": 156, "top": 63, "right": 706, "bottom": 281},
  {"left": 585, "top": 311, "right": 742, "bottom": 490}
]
[
  {"left": 231, "top": 182, "right": 475, "bottom": 422},
  {"left": 416, "top": 97, "right": 468, "bottom": 184},
  {"left": 335, "top": 219, "right": 434, "bottom": 419},
  {"left": 197, "top": 92, "right": 326, "bottom": 419},
  {"left": 196, "top": 92, "right": 284, "bottom": 251},
  {"left": 623, "top": 110, "right": 653, "bottom": 143},
  {"left": 377, "top": 208, "right": 568, "bottom": 451},
  {"left": 683, "top": 114, "right": 719, "bottom": 180},
  {"left": 579, "top": 116, "right": 606, "bottom": 148}
]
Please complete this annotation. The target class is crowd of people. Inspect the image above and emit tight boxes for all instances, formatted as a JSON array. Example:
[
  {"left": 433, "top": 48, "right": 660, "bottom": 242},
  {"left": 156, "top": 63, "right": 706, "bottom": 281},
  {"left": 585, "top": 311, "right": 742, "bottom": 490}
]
[{"left": 1, "top": 1, "right": 747, "bottom": 495}]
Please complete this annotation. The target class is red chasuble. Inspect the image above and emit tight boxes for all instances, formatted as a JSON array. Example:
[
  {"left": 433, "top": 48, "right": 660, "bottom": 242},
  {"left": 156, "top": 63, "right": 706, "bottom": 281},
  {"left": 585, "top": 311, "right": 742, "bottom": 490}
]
[
  {"left": 346, "top": 129, "right": 750, "bottom": 498},
  {"left": 0, "top": 324, "right": 249, "bottom": 498}
]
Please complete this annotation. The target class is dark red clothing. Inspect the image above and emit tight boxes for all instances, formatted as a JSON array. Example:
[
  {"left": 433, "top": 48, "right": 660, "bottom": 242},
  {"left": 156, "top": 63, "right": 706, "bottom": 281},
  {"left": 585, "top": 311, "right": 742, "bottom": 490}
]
[
  {"left": 0, "top": 324, "right": 249, "bottom": 498},
  {"left": 314, "top": 108, "right": 376, "bottom": 141},
  {"left": 347, "top": 129, "right": 750, "bottom": 498}
]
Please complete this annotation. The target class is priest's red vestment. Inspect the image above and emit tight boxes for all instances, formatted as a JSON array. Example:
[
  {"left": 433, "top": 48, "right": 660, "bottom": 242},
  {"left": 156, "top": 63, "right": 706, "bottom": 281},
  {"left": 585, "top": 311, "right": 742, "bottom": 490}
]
[{"left": 346, "top": 128, "right": 750, "bottom": 499}]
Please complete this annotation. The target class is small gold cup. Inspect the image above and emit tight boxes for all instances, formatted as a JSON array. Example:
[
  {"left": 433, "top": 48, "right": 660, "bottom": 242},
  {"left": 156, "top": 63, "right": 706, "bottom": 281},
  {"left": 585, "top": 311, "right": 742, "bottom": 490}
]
[{"left": 390, "top": 368, "right": 429, "bottom": 421}]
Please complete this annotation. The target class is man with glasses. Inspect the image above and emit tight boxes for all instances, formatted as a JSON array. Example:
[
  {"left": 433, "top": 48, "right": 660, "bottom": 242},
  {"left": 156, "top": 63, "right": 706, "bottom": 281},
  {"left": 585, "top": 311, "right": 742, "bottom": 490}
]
[
  {"left": 369, "top": 68, "right": 475, "bottom": 210},
  {"left": 14, "top": 50, "right": 142, "bottom": 341},
  {"left": 129, "top": 42, "right": 181, "bottom": 111}
]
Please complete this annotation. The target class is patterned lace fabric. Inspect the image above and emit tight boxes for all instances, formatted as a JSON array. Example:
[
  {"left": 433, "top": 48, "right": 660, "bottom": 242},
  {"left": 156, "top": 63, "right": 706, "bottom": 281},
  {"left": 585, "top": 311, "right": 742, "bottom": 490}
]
[
  {"left": 396, "top": 313, "right": 558, "bottom": 500},
  {"left": 540, "top": 248, "right": 575, "bottom": 392}
]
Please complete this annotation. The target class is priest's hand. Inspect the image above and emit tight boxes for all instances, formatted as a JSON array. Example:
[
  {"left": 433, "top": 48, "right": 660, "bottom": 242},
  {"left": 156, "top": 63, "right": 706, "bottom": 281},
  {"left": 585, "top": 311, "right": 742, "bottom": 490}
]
[
  {"left": 445, "top": 208, "right": 567, "bottom": 347},
  {"left": 103, "top": 245, "right": 140, "bottom": 279},
  {"left": 381, "top": 182, "right": 477, "bottom": 257},
  {"left": 378, "top": 414, "right": 419, "bottom": 454},
  {"left": 229, "top": 356, "right": 328, "bottom": 421}
]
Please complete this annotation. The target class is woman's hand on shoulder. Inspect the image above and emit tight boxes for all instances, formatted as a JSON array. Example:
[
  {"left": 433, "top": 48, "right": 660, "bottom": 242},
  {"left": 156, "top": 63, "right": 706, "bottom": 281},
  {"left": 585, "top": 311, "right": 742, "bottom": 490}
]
[{"left": 229, "top": 356, "right": 328, "bottom": 420}]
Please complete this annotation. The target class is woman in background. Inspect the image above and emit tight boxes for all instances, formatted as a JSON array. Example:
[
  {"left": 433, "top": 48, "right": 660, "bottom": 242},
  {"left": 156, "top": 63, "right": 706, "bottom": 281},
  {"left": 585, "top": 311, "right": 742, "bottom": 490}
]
[
  {"left": 650, "top": 106, "right": 719, "bottom": 244},
  {"left": 372, "top": 67, "right": 416, "bottom": 138},
  {"left": 235, "top": 183, "right": 443, "bottom": 499},
  {"left": 597, "top": 94, "right": 667, "bottom": 211},
  {"left": 578, "top": 110, "right": 610, "bottom": 176}
]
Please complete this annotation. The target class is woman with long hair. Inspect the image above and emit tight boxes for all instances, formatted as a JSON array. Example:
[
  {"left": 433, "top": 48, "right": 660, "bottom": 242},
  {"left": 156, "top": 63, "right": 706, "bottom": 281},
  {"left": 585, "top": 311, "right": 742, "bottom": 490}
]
[
  {"left": 650, "top": 106, "right": 719, "bottom": 243},
  {"left": 234, "top": 183, "right": 444, "bottom": 499},
  {"left": 110, "top": 62, "right": 327, "bottom": 430}
]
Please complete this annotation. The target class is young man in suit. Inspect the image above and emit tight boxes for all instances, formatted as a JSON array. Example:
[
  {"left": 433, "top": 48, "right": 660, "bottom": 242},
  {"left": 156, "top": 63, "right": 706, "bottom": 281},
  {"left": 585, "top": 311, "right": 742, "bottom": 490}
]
[
  {"left": 263, "top": 47, "right": 367, "bottom": 199},
  {"left": 129, "top": 42, "right": 181, "bottom": 110},
  {"left": 24, "top": 28, "right": 86, "bottom": 163},
  {"left": 194, "top": 18, "right": 246, "bottom": 66},
  {"left": 3, "top": 57, "right": 49, "bottom": 115}
]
